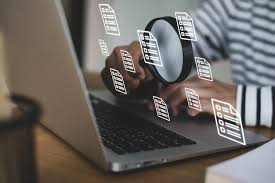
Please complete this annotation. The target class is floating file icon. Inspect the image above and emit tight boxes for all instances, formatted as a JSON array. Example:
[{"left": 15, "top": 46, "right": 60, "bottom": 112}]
[
  {"left": 153, "top": 96, "right": 170, "bottom": 122},
  {"left": 195, "top": 57, "right": 213, "bottom": 81},
  {"left": 120, "top": 50, "right": 136, "bottom": 73},
  {"left": 211, "top": 99, "right": 246, "bottom": 145},
  {"left": 137, "top": 30, "right": 163, "bottom": 67},
  {"left": 175, "top": 12, "right": 197, "bottom": 41},
  {"left": 98, "top": 39, "right": 109, "bottom": 56},
  {"left": 185, "top": 88, "right": 202, "bottom": 111},
  {"left": 99, "top": 4, "right": 120, "bottom": 36},
  {"left": 110, "top": 68, "right": 127, "bottom": 95}
]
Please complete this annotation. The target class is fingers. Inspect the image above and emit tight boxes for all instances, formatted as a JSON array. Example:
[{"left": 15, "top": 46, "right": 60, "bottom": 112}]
[
  {"left": 115, "top": 46, "right": 141, "bottom": 90},
  {"left": 103, "top": 41, "right": 150, "bottom": 94},
  {"left": 128, "top": 41, "right": 154, "bottom": 81},
  {"left": 160, "top": 84, "right": 181, "bottom": 101},
  {"left": 123, "top": 74, "right": 141, "bottom": 90},
  {"left": 191, "top": 87, "right": 215, "bottom": 99},
  {"left": 182, "top": 76, "right": 211, "bottom": 89},
  {"left": 128, "top": 41, "right": 146, "bottom": 80},
  {"left": 161, "top": 82, "right": 212, "bottom": 103},
  {"left": 157, "top": 76, "right": 237, "bottom": 118},
  {"left": 165, "top": 86, "right": 187, "bottom": 116},
  {"left": 186, "top": 99, "right": 214, "bottom": 117},
  {"left": 143, "top": 67, "right": 154, "bottom": 81}
]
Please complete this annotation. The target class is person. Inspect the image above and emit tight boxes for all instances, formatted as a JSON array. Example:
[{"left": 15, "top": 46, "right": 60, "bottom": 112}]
[{"left": 101, "top": 0, "right": 275, "bottom": 128}]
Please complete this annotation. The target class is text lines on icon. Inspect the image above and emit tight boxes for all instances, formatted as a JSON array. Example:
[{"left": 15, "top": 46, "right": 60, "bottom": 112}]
[
  {"left": 211, "top": 99, "right": 246, "bottom": 145},
  {"left": 99, "top": 4, "right": 120, "bottom": 36},
  {"left": 153, "top": 96, "right": 170, "bottom": 122},
  {"left": 110, "top": 68, "right": 127, "bottom": 95}
]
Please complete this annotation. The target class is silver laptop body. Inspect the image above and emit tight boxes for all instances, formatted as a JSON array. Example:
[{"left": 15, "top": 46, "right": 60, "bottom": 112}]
[{"left": 1, "top": 0, "right": 269, "bottom": 172}]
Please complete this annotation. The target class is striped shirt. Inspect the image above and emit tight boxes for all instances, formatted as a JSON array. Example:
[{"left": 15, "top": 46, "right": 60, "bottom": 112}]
[{"left": 192, "top": 0, "right": 275, "bottom": 128}]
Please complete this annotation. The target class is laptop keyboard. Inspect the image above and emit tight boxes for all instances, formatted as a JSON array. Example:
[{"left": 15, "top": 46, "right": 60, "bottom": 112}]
[{"left": 90, "top": 95, "right": 196, "bottom": 155}]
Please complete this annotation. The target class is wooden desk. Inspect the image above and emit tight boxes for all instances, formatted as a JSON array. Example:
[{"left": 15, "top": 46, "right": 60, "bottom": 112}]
[
  {"left": 35, "top": 72, "right": 275, "bottom": 183},
  {"left": 36, "top": 126, "right": 274, "bottom": 183}
]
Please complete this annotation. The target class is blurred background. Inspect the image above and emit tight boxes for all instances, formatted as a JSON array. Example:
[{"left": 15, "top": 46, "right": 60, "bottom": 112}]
[
  {"left": 61, "top": 0, "right": 202, "bottom": 70},
  {"left": 61, "top": 0, "right": 232, "bottom": 83}
]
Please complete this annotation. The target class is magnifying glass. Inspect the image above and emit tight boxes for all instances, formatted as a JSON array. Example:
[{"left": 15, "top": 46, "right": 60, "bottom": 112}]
[{"left": 139, "top": 17, "right": 194, "bottom": 84}]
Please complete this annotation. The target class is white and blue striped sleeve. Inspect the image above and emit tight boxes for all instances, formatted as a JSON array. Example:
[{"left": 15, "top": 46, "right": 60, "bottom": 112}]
[
  {"left": 236, "top": 85, "right": 275, "bottom": 128},
  {"left": 191, "top": 0, "right": 229, "bottom": 61}
]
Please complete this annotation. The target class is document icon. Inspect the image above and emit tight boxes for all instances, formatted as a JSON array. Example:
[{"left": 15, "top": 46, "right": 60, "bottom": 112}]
[
  {"left": 110, "top": 68, "right": 127, "bottom": 95},
  {"left": 137, "top": 30, "right": 163, "bottom": 67},
  {"left": 175, "top": 12, "right": 197, "bottom": 41},
  {"left": 98, "top": 39, "right": 109, "bottom": 57},
  {"left": 99, "top": 4, "right": 120, "bottom": 36},
  {"left": 211, "top": 99, "right": 246, "bottom": 145},
  {"left": 195, "top": 57, "right": 213, "bottom": 81},
  {"left": 120, "top": 50, "right": 136, "bottom": 73},
  {"left": 153, "top": 96, "right": 170, "bottom": 122},
  {"left": 185, "top": 88, "right": 202, "bottom": 111}
]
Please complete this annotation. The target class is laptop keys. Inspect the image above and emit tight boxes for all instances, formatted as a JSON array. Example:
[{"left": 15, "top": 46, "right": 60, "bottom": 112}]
[{"left": 91, "top": 95, "right": 196, "bottom": 155}]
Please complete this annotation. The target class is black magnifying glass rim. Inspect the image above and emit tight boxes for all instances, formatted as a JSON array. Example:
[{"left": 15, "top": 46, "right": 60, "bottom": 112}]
[{"left": 144, "top": 16, "right": 194, "bottom": 85}]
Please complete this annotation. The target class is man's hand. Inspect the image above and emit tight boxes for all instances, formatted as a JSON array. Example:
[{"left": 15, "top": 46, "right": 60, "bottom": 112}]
[
  {"left": 101, "top": 41, "right": 154, "bottom": 96},
  {"left": 151, "top": 76, "right": 237, "bottom": 117}
]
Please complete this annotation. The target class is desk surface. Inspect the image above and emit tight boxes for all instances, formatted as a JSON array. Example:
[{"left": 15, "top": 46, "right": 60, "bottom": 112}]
[{"left": 36, "top": 126, "right": 274, "bottom": 183}]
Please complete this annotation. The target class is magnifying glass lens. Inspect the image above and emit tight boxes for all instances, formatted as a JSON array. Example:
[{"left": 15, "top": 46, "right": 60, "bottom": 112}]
[
  {"left": 151, "top": 20, "right": 183, "bottom": 83},
  {"left": 144, "top": 17, "right": 194, "bottom": 84}
]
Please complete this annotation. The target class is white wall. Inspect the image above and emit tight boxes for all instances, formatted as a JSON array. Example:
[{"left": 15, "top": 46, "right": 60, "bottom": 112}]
[{"left": 83, "top": 0, "right": 203, "bottom": 72}]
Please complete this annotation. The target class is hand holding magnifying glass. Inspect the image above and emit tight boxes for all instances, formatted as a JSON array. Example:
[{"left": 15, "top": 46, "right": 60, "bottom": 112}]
[
  {"left": 102, "top": 16, "right": 194, "bottom": 96},
  {"left": 101, "top": 41, "right": 155, "bottom": 96}
]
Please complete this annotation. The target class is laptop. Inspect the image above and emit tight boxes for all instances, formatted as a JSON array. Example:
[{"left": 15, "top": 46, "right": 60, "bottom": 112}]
[{"left": 1, "top": 0, "right": 269, "bottom": 172}]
